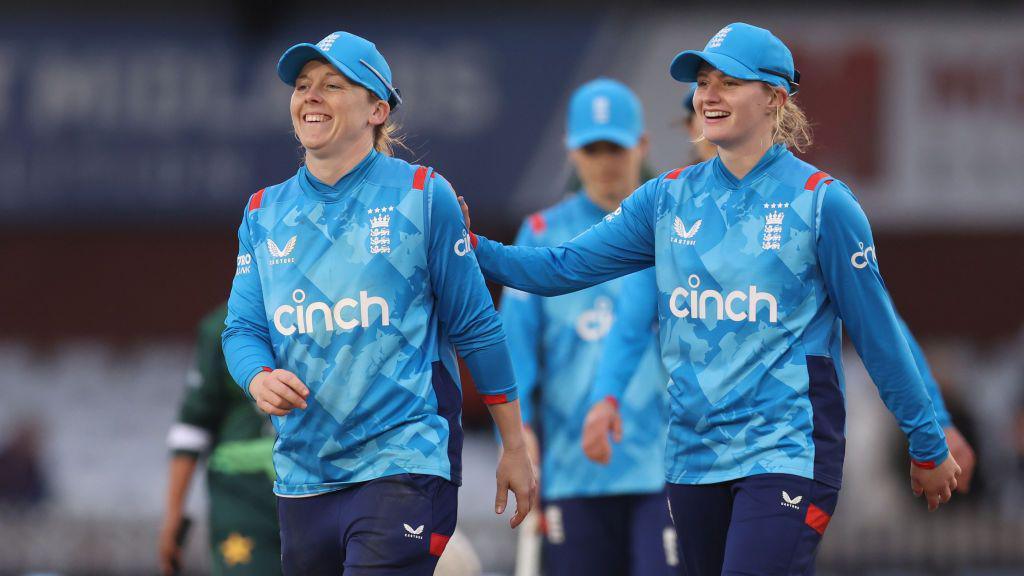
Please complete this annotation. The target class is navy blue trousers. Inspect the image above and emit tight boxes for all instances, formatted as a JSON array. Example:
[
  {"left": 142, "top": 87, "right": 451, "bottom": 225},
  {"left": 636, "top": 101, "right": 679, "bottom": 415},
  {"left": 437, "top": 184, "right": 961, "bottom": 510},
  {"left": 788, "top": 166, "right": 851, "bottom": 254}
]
[
  {"left": 278, "top": 473, "right": 457, "bottom": 576},
  {"left": 667, "top": 474, "right": 839, "bottom": 576},
  {"left": 543, "top": 490, "right": 681, "bottom": 575}
]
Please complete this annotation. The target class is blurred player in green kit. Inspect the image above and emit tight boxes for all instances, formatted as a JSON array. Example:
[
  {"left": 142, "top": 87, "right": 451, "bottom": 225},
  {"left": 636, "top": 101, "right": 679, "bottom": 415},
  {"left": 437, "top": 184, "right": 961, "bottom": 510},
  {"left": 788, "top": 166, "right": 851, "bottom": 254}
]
[{"left": 159, "top": 304, "right": 281, "bottom": 576}]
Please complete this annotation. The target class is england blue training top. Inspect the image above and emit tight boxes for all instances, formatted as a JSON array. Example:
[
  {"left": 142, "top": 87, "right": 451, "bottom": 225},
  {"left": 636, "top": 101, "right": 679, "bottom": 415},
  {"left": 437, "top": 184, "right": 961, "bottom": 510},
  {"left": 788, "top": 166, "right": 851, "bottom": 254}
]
[
  {"left": 223, "top": 149, "right": 516, "bottom": 496},
  {"left": 502, "top": 193, "right": 667, "bottom": 500},
  {"left": 472, "top": 144, "right": 948, "bottom": 488}
]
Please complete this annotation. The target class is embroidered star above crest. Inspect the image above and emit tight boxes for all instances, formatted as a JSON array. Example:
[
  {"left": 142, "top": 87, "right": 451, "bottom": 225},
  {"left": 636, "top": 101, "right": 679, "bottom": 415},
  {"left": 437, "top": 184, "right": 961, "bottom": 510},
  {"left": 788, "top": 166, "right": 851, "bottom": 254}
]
[{"left": 368, "top": 206, "right": 396, "bottom": 216}]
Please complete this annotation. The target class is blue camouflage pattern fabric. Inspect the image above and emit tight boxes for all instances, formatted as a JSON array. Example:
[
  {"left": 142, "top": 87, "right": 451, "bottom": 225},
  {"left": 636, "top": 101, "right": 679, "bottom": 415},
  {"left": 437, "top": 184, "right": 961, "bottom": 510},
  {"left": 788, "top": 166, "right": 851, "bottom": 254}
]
[
  {"left": 592, "top": 271, "right": 956, "bottom": 440},
  {"left": 501, "top": 193, "right": 667, "bottom": 500},
  {"left": 472, "top": 144, "right": 948, "bottom": 488},
  {"left": 590, "top": 268, "right": 660, "bottom": 407},
  {"left": 223, "top": 150, "right": 516, "bottom": 497}
]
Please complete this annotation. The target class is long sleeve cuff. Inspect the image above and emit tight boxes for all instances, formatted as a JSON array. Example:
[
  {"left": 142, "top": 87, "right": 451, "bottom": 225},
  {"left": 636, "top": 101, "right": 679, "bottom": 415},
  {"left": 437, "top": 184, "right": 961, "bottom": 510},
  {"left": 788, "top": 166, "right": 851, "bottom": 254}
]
[
  {"left": 907, "top": 421, "right": 950, "bottom": 467},
  {"left": 589, "top": 375, "right": 629, "bottom": 408},
  {"left": 462, "top": 340, "right": 518, "bottom": 405},
  {"left": 241, "top": 365, "right": 273, "bottom": 401}
]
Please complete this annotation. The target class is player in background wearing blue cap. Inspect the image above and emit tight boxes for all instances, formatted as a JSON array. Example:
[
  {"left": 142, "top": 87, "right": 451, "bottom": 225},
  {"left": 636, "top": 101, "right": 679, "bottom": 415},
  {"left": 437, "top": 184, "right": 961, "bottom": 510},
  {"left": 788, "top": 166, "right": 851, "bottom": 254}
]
[
  {"left": 501, "top": 78, "right": 677, "bottom": 576},
  {"left": 581, "top": 85, "right": 716, "bottom": 472},
  {"left": 457, "top": 23, "right": 961, "bottom": 575},
  {"left": 221, "top": 31, "right": 536, "bottom": 575}
]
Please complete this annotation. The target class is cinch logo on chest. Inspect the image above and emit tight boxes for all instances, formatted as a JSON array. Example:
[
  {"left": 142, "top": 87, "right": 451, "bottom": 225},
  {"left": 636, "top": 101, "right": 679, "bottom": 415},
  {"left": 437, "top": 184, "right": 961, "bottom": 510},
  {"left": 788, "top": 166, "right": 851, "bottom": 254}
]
[
  {"left": 669, "top": 274, "right": 778, "bottom": 324},
  {"left": 575, "top": 296, "right": 614, "bottom": 341},
  {"left": 273, "top": 289, "right": 391, "bottom": 336}
]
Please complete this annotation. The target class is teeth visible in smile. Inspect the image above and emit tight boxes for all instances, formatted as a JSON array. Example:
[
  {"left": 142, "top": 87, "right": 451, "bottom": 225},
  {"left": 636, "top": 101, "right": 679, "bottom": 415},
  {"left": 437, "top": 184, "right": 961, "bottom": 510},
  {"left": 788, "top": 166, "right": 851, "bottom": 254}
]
[
  {"left": 704, "top": 111, "right": 730, "bottom": 118},
  {"left": 304, "top": 114, "right": 330, "bottom": 122}
]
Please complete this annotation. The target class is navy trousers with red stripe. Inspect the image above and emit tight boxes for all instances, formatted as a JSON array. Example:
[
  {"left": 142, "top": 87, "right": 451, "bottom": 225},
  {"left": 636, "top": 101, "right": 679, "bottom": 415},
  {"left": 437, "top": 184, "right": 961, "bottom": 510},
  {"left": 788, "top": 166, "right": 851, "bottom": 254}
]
[
  {"left": 278, "top": 473, "right": 456, "bottom": 576},
  {"left": 667, "top": 473, "right": 839, "bottom": 576}
]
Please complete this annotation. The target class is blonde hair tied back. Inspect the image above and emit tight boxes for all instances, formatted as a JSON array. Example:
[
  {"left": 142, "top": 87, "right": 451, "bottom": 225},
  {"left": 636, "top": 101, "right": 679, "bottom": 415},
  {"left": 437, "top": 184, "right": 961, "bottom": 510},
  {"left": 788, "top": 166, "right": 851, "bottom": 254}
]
[
  {"left": 770, "top": 88, "right": 813, "bottom": 153},
  {"left": 373, "top": 119, "right": 407, "bottom": 157}
]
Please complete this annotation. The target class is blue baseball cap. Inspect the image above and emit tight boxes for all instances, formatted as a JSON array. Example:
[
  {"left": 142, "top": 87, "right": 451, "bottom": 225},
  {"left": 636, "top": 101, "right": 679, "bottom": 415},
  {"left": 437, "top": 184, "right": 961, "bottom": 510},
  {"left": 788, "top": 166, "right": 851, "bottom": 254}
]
[
  {"left": 670, "top": 23, "right": 800, "bottom": 95},
  {"left": 277, "top": 31, "right": 403, "bottom": 109},
  {"left": 566, "top": 78, "right": 644, "bottom": 150}
]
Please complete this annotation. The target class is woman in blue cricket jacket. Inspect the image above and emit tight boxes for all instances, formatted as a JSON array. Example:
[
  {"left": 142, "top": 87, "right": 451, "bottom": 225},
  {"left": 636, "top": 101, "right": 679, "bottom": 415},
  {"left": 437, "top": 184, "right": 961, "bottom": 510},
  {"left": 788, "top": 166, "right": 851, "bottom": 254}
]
[
  {"left": 581, "top": 83, "right": 716, "bottom": 468},
  {"left": 459, "top": 22, "right": 961, "bottom": 576},
  {"left": 582, "top": 88, "right": 977, "bottom": 496},
  {"left": 221, "top": 31, "right": 535, "bottom": 576},
  {"left": 502, "top": 78, "right": 677, "bottom": 576}
]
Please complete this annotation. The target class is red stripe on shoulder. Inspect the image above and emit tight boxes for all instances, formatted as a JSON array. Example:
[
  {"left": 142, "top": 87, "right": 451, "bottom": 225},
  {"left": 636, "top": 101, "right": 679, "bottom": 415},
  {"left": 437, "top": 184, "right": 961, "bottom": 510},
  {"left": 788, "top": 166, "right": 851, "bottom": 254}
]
[
  {"left": 412, "top": 166, "right": 429, "bottom": 191},
  {"left": 480, "top": 393, "right": 508, "bottom": 405},
  {"left": 429, "top": 533, "right": 451, "bottom": 557},
  {"left": 804, "top": 171, "right": 833, "bottom": 191},
  {"left": 529, "top": 213, "right": 546, "bottom": 234},
  {"left": 248, "top": 188, "right": 266, "bottom": 211},
  {"left": 665, "top": 167, "right": 686, "bottom": 180}
]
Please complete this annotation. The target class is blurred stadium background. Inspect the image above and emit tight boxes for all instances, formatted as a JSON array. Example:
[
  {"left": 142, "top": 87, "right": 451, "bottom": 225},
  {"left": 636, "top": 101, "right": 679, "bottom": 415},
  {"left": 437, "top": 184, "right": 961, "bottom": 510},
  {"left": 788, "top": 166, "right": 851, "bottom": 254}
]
[{"left": 2, "top": 1, "right": 1023, "bottom": 574}]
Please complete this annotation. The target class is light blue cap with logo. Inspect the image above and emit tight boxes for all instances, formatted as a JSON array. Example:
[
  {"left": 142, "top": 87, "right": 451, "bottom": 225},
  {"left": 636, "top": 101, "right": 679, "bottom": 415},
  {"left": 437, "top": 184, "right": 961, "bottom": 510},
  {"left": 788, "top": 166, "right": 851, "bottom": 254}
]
[
  {"left": 670, "top": 23, "right": 800, "bottom": 95},
  {"left": 566, "top": 78, "right": 644, "bottom": 150},
  {"left": 277, "top": 31, "right": 403, "bottom": 109}
]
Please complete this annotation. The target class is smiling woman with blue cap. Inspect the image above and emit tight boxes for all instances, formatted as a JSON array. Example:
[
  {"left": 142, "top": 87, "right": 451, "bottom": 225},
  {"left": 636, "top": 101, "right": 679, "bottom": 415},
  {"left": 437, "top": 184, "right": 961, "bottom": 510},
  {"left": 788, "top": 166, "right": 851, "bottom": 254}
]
[
  {"left": 222, "top": 30, "right": 536, "bottom": 575},
  {"left": 458, "top": 22, "right": 961, "bottom": 575}
]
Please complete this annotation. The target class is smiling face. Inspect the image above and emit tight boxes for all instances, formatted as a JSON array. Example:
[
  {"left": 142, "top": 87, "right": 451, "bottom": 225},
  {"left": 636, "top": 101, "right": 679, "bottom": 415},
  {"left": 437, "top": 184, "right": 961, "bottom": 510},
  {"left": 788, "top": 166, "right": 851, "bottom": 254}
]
[
  {"left": 289, "top": 59, "right": 388, "bottom": 160},
  {"left": 693, "top": 64, "right": 786, "bottom": 152}
]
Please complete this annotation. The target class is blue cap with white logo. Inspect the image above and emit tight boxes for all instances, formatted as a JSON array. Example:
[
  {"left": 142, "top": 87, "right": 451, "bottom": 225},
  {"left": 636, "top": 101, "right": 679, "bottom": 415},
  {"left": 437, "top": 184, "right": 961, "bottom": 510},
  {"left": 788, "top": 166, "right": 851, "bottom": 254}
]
[
  {"left": 278, "top": 31, "right": 403, "bottom": 109},
  {"left": 566, "top": 78, "right": 644, "bottom": 150},
  {"left": 670, "top": 23, "right": 800, "bottom": 95}
]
